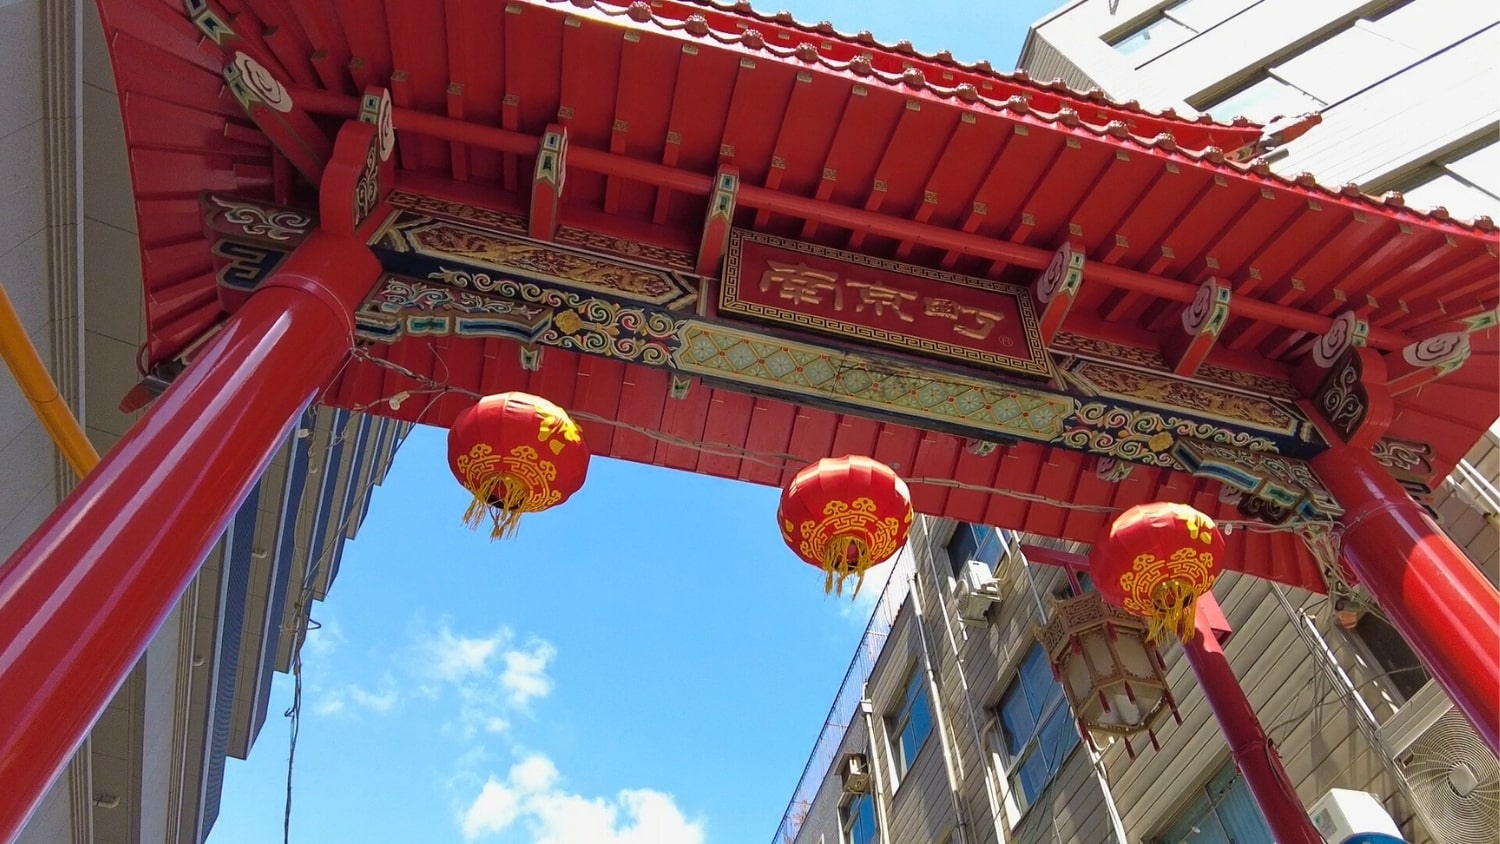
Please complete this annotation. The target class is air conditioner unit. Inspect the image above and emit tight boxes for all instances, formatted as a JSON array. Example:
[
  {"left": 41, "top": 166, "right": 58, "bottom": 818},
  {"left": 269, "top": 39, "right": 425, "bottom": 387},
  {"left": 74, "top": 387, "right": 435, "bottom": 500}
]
[
  {"left": 955, "top": 559, "right": 1004, "bottom": 624},
  {"left": 1379, "top": 684, "right": 1498, "bottom": 844},
  {"left": 839, "top": 753, "right": 871, "bottom": 797},
  {"left": 1308, "top": 789, "right": 1404, "bottom": 843}
]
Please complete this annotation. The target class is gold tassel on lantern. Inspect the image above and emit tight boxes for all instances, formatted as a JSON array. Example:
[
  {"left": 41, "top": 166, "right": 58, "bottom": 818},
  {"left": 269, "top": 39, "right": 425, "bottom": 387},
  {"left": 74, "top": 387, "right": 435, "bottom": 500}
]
[
  {"left": 460, "top": 473, "right": 529, "bottom": 540},
  {"left": 1147, "top": 579, "right": 1200, "bottom": 644}
]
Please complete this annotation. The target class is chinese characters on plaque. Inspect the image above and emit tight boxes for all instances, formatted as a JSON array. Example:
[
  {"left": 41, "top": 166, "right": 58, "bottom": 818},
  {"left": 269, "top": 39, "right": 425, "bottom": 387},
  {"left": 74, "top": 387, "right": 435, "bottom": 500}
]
[{"left": 720, "top": 230, "right": 1050, "bottom": 379}]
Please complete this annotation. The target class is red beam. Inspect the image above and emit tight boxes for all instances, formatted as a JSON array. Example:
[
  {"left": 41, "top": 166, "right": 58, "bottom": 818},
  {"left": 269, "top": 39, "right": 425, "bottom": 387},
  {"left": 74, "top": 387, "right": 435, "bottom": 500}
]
[
  {"left": 1181, "top": 611, "right": 1323, "bottom": 843},
  {"left": 287, "top": 86, "right": 1417, "bottom": 351}
]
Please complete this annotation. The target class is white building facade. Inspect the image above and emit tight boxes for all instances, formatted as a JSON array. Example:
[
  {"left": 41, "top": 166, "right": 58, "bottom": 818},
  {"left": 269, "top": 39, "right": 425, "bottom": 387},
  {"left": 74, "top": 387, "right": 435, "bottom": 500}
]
[{"left": 777, "top": 3, "right": 1497, "bottom": 843}]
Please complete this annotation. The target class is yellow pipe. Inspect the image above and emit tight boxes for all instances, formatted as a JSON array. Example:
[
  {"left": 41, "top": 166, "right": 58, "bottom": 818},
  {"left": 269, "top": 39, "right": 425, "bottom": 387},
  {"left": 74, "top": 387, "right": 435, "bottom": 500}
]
[{"left": 0, "top": 281, "right": 99, "bottom": 479}]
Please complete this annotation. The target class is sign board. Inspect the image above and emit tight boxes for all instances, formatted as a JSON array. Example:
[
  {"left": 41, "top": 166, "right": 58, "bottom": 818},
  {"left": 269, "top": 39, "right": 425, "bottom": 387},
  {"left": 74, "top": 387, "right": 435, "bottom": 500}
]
[{"left": 720, "top": 230, "right": 1052, "bottom": 379}]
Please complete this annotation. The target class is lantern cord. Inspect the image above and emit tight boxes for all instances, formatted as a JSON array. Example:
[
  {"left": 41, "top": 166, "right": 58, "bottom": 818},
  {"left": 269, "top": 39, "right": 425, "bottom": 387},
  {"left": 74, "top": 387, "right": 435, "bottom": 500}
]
[{"left": 342, "top": 345, "right": 1320, "bottom": 539}]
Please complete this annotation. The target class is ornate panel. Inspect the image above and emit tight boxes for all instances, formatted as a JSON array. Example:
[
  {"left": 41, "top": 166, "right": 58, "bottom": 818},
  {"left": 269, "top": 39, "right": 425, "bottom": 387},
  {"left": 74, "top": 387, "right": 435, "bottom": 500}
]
[
  {"left": 720, "top": 229, "right": 1051, "bottom": 378},
  {"left": 375, "top": 213, "right": 699, "bottom": 310},
  {"left": 672, "top": 322, "right": 1074, "bottom": 441},
  {"left": 1061, "top": 359, "right": 1314, "bottom": 445}
]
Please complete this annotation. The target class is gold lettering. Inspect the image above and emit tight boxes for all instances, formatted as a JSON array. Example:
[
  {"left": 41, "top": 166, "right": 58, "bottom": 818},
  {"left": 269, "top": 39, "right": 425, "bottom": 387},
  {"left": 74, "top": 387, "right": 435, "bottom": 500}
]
[
  {"left": 922, "top": 297, "right": 961, "bottom": 320},
  {"left": 846, "top": 280, "right": 917, "bottom": 323},
  {"left": 952, "top": 305, "right": 1004, "bottom": 341},
  {"left": 759, "top": 261, "right": 843, "bottom": 308}
]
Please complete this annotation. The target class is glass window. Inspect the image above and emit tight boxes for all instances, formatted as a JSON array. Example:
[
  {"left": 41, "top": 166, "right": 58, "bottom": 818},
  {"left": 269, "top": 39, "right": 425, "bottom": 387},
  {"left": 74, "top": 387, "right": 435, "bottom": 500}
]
[
  {"left": 1164, "top": 0, "right": 1249, "bottom": 32},
  {"left": 1110, "top": 14, "right": 1194, "bottom": 61},
  {"left": 1200, "top": 75, "right": 1324, "bottom": 123},
  {"left": 1349, "top": 613, "right": 1431, "bottom": 702},
  {"left": 994, "top": 644, "right": 1080, "bottom": 817},
  {"left": 946, "top": 523, "right": 1002, "bottom": 578},
  {"left": 1158, "top": 761, "right": 1272, "bottom": 844},
  {"left": 1367, "top": 0, "right": 1490, "bottom": 55},
  {"left": 840, "top": 792, "right": 877, "bottom": 844},
  {"left": 1394, "top": 137, "right": 1500, "bottom": 222},
  {"left": 1271, "top": 23, "right": 1416, "bottom": 104},
  {"left": 888, "top": 667, "right": 934, "bottom": 777}
]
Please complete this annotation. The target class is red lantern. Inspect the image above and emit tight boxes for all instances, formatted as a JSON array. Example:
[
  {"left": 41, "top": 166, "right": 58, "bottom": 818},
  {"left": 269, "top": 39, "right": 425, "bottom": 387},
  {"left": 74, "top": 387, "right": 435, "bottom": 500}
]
[
  {"left": 446, "top": 392, "right": 590, "bottom": 539},
  {"left": 777, "top": 456, "right": 913, "bottom": 597},
  {"left": 1092, "top": 502, "right": 1225, "bottom": 643}
]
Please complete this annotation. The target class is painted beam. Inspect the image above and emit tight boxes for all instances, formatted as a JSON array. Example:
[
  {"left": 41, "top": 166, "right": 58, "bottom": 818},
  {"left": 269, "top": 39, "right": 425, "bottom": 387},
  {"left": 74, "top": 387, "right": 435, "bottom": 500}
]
[
  {"left": 1031, "top": 243, "right": 1084, "bottom": 346},
  {"left": 1163, "top": 278, "right": 1231, "bottom": 378},
  {"left": 284, "top": 88, "right": 1425, "bottom": 352},
  {"left": 530, "top": 124, "right": 569, "bottom": 241},
  {"left": 1384, "top": 332, "right": 1472, "bottom": 396},
  {"left": 697, "top": 167, "right": 739, "bottom": 277}
]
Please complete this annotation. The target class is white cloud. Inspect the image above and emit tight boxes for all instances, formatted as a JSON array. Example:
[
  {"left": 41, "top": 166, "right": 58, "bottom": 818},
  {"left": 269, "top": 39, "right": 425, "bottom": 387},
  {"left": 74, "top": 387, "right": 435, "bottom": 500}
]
[
  {"left": 312, "top": 696, "right": 345, "bottom": 717},
  {"left": 346, "top": 680, "right": 399, "bottom": 714},
  {"left": 500, "top": 640, "right": 556, "bottom": 708},
  {"left": 422, "top": 623, "right": 505, "bottom": 682},
  {"left": 303, "top": 615, "right": 345, "bottom": 659},
  {"left": 839, "top": 556, "right": 897, "bottom": 623},
  {"left": 458, "top": 754, "right": 703, "bottom": 844}
]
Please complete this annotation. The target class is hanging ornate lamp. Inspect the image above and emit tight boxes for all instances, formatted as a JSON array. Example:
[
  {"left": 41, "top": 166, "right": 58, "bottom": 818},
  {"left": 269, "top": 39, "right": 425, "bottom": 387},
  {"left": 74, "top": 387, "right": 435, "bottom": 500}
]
[
  {"left": 777, "top": 456, "right": 913, "bottom": 597},
  {"left": 1091, "top": 502, "right": 1225, "bottom": 642},
  {"left": 446, "top": 392, "right": 590, "bottom": 539},
  {"left": 1034, "top": 591, "right": 1182, "bottom": 757}
]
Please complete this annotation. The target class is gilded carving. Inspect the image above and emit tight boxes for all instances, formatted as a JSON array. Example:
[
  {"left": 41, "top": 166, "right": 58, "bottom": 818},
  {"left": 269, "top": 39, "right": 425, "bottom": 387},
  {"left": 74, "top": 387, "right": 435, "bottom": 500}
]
[{"left": 1064, "top": 360, "right": 1307, "bottom": 440}]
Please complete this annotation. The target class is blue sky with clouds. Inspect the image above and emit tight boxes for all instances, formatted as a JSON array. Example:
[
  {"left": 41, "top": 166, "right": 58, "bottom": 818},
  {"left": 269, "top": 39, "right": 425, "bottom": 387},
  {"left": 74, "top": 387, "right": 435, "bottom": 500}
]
[{"left": 209, "top": 3, "right": 1064, "bottom": 842}]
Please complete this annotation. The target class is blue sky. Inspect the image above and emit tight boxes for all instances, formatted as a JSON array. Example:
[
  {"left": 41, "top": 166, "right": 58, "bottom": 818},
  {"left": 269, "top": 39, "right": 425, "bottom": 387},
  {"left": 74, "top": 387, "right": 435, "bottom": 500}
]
[{"left": 210, "top": 4, "right": 1063, "bottom": 842}]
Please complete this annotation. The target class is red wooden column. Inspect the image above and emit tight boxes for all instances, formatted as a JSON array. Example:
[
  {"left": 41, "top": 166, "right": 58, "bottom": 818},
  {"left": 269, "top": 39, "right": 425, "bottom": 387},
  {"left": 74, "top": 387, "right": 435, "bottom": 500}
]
[
  {"left": 1181, "top": 611, "right": 1323, "bottom": 843},
  {"left": 1312, "top": 446, "right": 1500, "bottom": 754},
  {"left": 0, "top": 231, "right": 380, "bottom": 840}
]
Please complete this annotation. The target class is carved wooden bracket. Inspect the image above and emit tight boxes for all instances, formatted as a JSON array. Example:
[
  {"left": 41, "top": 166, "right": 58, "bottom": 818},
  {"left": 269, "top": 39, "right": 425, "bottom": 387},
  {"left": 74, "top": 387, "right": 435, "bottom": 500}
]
[
  {"left": 1164, "top": 277, "right": 1230, "bottom": 377},
  {"left": 697, "top": 167, "right": 739, "bottom": 277},
  {"left": 1385, "top": 332, "right": 1473, "bottom": 396},
  {"left": 1032, "top": 243, "right": 1084, "bottom": 345},
  {"left": 530, "top": 124, "right": 569, "bottom": 240}
]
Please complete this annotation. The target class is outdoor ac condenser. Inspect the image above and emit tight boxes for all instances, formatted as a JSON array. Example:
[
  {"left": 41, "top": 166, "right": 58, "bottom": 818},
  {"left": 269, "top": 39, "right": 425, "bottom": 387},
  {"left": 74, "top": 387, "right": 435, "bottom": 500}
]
[
  {"left": 955, "top": 559, "right": 1003, "bottom": 625},
  {"left": 1308, "top": 789, "right": 1405, "bottom": 843}
]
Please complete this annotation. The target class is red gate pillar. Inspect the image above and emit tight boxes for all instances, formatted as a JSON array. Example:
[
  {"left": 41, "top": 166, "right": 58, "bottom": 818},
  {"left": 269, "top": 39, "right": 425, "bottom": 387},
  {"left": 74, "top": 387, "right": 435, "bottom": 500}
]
[
  {"left": 1311, "top": 445, "right": 1500, "bottom": 754},
  {"left": 1182, "top": 611, "right": 1323, "bottom": 843},
  {"left": 0, "top": 231, "right": 380, "bottom": 840}
]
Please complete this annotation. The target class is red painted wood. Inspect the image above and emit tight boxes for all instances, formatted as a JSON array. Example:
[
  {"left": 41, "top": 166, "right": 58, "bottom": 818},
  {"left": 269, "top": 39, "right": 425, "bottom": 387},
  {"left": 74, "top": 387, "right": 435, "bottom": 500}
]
[
  {"left": 0, "top": 233, "right": 380, "bottom": 843},
  {"left": 945, "top": 446, "right": 1000, "bottom": 525},
  {"left": 697, "top": 391, "right": 755, "bottom": 481},
  {"left": 739, "top": 397, "right": 796, "bottom": 487},
  {"left": 1181, "top": 610, "right": 1325, "bottom": 844},
  {"left": 906, "top": 431, "right": 959, "bottom": 517}
]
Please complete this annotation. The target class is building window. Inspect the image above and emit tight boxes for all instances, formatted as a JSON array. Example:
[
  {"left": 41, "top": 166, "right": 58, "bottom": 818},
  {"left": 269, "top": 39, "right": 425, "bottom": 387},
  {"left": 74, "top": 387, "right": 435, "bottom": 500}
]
[
  {"left": 1199, "top": 73, "right": 1324, "bottom": 123},
  {"left": 1106, "top": 0, "right": 1243, "bottom": 62},
  {"left": 1194, "top": 1, "right": 1436, "bottom": 122},
  {"left": 1348, "top": 613, "right": 1431, "bottom": 702},
  {"left": 840, "top": 792, "right": 877, "bottom": 844},
  {"left": 888, "top": 666, "right": 934, "bottom": 779},
  {"left": 946, "top": 523, "right": 1003, "bottom": 578},
  {"left": 995, "top": 643, "right": 1079, "bottom": 817},
  {"left": 1157, "top": 760, "right": 1272, "bottom": 844},
  {"left": 1391, "top": 136, "right": 1500, "bottom": 222}
]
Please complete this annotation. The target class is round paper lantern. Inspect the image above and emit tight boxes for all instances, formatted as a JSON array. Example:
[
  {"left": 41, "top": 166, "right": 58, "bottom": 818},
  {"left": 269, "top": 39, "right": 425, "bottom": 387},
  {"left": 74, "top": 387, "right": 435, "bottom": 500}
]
[
  {"left": 1091, "top": 502, "right": 1225, "bottom": 643},
  {"left": 777, "top": 456, "right": 913, "bottom": 597},
  {"left": 447, "top": 392, "right": 590, "bottom": 539}
]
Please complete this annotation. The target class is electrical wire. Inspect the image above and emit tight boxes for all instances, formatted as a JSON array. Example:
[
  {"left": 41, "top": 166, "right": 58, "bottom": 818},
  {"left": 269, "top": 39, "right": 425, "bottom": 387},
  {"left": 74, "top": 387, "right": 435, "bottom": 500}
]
[{"left": 342, "top": 344, "right": 1318, "bottom": 539}]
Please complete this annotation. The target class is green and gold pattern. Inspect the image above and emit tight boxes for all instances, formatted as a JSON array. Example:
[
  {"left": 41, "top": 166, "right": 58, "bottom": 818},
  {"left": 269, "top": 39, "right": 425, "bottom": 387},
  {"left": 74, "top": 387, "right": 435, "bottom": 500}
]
[{"left": 672, "top": 322, "right": 1073, "bottom": 441}]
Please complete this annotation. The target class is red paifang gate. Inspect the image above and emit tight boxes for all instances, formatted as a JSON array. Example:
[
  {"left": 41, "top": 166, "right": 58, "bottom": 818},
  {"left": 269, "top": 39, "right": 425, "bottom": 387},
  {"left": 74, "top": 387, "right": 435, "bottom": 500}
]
[{"left": 0, "top": 0, "right": 1497, "bottom": 838}]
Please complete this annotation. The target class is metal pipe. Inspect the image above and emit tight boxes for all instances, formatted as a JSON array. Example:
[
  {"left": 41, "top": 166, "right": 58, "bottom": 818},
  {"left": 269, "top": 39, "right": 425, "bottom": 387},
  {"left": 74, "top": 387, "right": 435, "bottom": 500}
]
[
  {"left": 909, "top": 571, "right": 971, "bottom": 844},
  {"left": 0, "top": 281, "right": 98, "bottom": 478}
]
